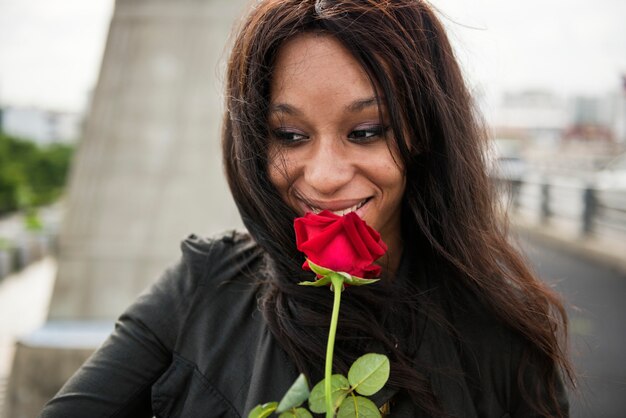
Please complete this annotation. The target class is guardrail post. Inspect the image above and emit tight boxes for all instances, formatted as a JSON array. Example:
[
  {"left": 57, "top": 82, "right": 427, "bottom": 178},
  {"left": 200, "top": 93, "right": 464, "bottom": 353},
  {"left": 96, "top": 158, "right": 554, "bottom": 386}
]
[
  {"left": 541, "top": 182, "right": 551, "bottom": 224},
  {"left": 582, "top": 187, "right": 597, "bottom": 236},
  {"left": 511, "top": 179, "right": 522, "bottom": 211},
  {"left": 0, "top": 247, "right": 15, "bottom": 280}
]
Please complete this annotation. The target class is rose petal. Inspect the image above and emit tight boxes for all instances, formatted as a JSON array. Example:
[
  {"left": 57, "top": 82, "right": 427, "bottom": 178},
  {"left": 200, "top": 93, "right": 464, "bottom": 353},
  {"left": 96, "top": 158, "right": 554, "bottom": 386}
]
[{"left": 293, "top": 211, "right": 387, "bottom": 279}]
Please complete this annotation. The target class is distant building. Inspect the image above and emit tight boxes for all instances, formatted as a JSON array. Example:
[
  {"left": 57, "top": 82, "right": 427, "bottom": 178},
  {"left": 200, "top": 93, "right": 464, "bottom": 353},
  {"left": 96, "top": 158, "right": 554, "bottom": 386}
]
[
  {"left": 564, "top": 95, "right": 617, "bottom": 144},
  {"left": 492, "top": 90, "right": 568, "bottom": 146},
  {"left": 570, "top": 96, "right": 610, "bottom": 126},
  {"left": 612, "top": 74, "right": 626, "bottom": 145},
  {"left": 0, "top": 106, "right": 82, "bottom": 144},
  {"left": 493, "top": 88, "right": 626, "bottom": 150}
]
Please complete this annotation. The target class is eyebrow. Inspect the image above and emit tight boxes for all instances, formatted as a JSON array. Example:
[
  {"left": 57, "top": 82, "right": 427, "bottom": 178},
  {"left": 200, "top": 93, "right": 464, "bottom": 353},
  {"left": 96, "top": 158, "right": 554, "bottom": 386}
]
[
  {"left": 345, "top": 97, "right": 380, "bottom": 113},
  {"left": 269, "top": 96, "right": 383, "bottom": 116}
]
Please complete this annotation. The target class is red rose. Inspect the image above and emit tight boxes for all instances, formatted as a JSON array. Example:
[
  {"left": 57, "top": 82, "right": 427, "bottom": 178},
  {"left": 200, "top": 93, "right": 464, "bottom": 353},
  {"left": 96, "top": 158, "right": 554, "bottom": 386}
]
[{"left": 294, "top": 210, "right": 388, "bottom": 278}]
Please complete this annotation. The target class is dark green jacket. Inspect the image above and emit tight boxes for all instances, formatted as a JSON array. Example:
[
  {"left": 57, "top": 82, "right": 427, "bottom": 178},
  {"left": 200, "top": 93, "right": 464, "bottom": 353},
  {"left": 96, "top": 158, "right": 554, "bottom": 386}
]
[{"left": 41, "top": 232, "right": 568, "bottom": 417}]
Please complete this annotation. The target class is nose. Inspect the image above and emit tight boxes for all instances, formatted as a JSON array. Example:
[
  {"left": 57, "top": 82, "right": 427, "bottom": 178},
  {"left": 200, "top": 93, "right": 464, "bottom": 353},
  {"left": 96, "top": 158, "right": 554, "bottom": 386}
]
[{"left": 304, "top": 137, "right": 354, "bottom": 196}]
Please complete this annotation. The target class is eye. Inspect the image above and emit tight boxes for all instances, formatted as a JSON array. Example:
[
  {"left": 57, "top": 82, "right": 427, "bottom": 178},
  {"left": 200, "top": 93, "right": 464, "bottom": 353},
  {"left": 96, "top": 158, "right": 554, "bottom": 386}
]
[
  {"left": 348, "top": 124, "right": 389, "bottom": 143},
  {"left": 272, "top": 128, "right": 309, "bottom": 145}
]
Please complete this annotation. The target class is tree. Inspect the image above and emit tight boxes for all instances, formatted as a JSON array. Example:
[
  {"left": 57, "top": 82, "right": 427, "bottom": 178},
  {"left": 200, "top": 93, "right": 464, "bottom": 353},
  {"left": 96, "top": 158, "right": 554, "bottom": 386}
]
[{"left": 0, "top": 131, "right": 74, "bottom": 215}]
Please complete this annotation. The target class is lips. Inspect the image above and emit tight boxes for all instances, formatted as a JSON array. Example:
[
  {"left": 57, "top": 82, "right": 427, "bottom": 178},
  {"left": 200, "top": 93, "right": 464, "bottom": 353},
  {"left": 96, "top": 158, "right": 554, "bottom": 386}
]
[{"left": 304, "top": 197, "right": 370, "bottom": 217}]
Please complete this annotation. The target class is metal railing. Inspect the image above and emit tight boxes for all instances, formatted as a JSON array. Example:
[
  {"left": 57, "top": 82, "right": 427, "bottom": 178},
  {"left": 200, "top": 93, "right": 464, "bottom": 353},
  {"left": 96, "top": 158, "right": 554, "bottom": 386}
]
[
  {"left": 497, "top": 175, "right": 626, "bottom": 243},
  {"left": 0, "top": 206, "right": 61, "bottom": 281}
]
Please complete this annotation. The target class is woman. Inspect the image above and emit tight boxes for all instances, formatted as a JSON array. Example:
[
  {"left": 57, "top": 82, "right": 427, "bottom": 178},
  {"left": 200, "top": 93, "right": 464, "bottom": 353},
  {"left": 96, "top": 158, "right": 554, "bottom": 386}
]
[{"left": 42, "top": 0, "right": 573, "bottom": 417}]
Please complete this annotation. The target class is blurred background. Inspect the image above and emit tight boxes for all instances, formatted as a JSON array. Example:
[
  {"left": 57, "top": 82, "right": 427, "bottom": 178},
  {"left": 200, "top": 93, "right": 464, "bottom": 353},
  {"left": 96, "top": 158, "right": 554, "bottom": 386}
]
[{"left": 0, "top": 0, "right": 624, "bottom": 416}]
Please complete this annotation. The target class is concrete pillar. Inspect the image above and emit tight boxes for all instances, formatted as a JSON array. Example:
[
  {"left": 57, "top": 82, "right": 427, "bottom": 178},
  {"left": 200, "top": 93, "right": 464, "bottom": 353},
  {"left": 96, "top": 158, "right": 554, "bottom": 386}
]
[
  {"left": 52, "top": 0, "right": 248, "bottom": 320},
  {"left": 4, "top": 0, "right": 249, "bottom": 416}
]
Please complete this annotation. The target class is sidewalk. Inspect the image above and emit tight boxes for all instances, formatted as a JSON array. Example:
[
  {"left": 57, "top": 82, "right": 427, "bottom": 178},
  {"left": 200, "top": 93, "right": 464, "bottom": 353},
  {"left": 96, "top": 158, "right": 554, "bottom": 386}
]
[
  {"left": 0, "top": 257, "right": 56, "bottom": 415},
  {"left": 512, "top": 216, "right": 626, "bottom": 275}
]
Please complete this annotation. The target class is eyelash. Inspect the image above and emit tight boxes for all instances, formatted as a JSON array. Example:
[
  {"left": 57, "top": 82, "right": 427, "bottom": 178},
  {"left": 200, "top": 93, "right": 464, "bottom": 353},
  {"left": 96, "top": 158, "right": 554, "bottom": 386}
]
[
  {"left": 272, "top": 125, "right": 389, "bottom": 145},
  {"left": 272, "top": 129, "right": 308, "bottom": 144},
  {"left": 348, "top": 125, "right": 388, "bottom": 143}
]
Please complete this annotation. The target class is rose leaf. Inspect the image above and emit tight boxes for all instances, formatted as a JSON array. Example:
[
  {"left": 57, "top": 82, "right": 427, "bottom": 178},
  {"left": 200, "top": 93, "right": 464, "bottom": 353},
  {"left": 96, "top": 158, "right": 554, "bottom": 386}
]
[
  {"left": 276, "top": 374, "right": 310, "bottom": 413},
  {"left": 347, "top": 353, "right": 390, "bottom": 396},
  {"left": 247, "top": 402, "right": 278, "bottom": 418},
  {"left": 337, "top": 396, "right": 381, "bottom": 418},
  {"left": 308, "top": 374, "right": 350, "bottom": 414},
  {"left": 278, "top": 407, "right": 313, "bottom": 418}
]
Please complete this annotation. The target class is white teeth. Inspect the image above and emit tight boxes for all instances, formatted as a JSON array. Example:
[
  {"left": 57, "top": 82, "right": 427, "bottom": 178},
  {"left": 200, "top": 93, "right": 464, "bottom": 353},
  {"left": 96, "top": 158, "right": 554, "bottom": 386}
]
[{"left": 310, "top": 199, "right": 368, "bottom": 216}]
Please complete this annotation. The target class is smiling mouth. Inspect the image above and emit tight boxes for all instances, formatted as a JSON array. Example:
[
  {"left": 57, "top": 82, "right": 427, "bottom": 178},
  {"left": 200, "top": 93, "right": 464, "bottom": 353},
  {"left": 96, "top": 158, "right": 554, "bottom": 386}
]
[{"left": 308, "top": 198, "right": 370, "bottom": 216}]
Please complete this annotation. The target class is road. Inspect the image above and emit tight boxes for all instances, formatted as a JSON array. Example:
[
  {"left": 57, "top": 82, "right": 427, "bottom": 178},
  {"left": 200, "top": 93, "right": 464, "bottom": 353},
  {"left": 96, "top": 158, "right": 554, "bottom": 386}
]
[{"left": 517, "top": 232, "right": 626, "bottom": 418}]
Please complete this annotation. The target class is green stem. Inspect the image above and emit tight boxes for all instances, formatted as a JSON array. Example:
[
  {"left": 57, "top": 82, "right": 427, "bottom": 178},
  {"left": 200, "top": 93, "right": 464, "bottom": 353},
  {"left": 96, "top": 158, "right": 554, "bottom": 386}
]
[{"left": 325, "top": 274, "right": 344, "bottom": 418}]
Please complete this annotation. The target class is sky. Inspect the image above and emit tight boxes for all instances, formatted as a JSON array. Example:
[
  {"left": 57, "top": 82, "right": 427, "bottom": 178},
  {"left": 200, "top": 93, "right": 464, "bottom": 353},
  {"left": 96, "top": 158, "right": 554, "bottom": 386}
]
[{"left": 0, "top": 0, "right": 625, "bottom": 114}]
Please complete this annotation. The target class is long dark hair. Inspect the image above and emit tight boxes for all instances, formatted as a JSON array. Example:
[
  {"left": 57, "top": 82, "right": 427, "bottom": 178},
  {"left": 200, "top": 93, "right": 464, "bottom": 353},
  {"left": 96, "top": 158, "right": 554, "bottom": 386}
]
[{"left": 222, "top": 0, "right": 574, "bottom": 416}]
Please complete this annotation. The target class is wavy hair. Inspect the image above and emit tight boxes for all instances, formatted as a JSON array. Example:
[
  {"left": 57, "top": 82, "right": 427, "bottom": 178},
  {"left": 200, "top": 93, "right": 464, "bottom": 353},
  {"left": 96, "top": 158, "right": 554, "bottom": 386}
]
[{"left": 222, "top": 1, "right": 574, "bottom": 416}]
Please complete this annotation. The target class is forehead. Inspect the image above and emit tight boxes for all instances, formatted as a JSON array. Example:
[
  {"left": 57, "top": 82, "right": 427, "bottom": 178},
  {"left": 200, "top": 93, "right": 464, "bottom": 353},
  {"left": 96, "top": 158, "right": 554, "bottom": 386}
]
[{"left": 270, "top": 33, "right": 377, "bottom": 106}]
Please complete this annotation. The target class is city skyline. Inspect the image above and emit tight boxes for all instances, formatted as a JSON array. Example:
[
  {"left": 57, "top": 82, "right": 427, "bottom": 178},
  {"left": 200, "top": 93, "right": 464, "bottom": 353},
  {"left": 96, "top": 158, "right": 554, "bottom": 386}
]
[{"left": 0, "top": 0, "right": 625, "bottom": 114}]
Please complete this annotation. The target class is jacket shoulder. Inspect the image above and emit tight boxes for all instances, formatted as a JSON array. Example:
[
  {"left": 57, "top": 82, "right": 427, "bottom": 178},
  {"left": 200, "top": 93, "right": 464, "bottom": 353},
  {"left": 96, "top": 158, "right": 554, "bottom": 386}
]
[
  {"left": 181, "top": 230, "right": 256, "bottom": 259},
  {"left": 179, "top": 230, "right": 263, "bottom": 288}
]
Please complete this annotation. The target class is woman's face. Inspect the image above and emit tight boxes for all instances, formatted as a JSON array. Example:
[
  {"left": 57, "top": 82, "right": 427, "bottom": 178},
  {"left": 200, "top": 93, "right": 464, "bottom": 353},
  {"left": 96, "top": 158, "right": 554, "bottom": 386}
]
[{"left": 267, "top": 33, "right": 406, "bottom": 258}]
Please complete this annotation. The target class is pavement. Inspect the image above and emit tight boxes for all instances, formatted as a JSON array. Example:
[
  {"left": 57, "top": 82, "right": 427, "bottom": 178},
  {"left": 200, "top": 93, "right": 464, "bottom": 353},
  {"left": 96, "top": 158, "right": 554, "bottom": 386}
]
[
  {"left": 0, "top": 257, "right": 55, "bottom": 416},
  {"left": 515, "top": 231, "right": 626, "bottom": 418},
  {"left": 511, "top": 212, "right": 626, "bottom": 417},
  {"left": 512, "top": 216, "right": 626, "bottom": 275}
]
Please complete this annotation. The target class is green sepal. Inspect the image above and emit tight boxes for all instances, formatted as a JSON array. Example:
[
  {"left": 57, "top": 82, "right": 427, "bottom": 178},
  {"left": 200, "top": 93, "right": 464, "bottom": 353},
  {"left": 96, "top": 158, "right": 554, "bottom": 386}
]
[
  {"left": 298, "top": 274, "right": 332, "bottom": 287},
  {"left": 308, "top": 374, "right": 350, "bottom": 414},
  {"left": 347, "top": 353, "right": 390, "bottom": 396},
  {"left": 337, "top": 395, "right": 381, "bottom": 418},
  {"left": 341, "top": 272, "right": 379, "bottom": 286},
  {"left": 299, "top": 259, "right": 379, "bottom": 288},
  {"left": 276, "top": 374, "right": 310, "bottom": 413},
  {"left": 278, "top": 407, "right": 313, "bottom": 418},
  {"left": 248, "top": 402, "right": 278, "bottom": 418},
  {"left": 306, "top": 259, "right": 334, "bottom": 277}
]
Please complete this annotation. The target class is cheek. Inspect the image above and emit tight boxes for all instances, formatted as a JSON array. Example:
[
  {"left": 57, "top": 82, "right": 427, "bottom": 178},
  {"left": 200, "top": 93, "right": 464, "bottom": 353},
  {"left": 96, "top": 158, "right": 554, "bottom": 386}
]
[
  {"left": 267, "top": 146, "right": 292, "bottom": 195},
  {"left": 386, "top": 169, "right": 406, "bottom": 197},
  {"left": 381, "top": 162, "right": 406, "bottom": 205},
  {"left": 379, "top": 150, "right": 405, "bottom": 192}
]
